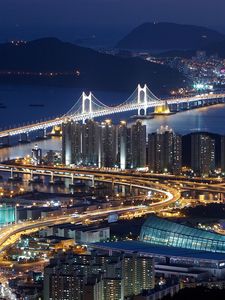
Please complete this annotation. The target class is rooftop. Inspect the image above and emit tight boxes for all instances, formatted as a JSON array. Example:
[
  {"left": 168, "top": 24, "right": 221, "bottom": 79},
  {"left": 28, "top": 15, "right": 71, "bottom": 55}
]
[{"left": 93, "top": 240, "right": 225, "bottom": 262}]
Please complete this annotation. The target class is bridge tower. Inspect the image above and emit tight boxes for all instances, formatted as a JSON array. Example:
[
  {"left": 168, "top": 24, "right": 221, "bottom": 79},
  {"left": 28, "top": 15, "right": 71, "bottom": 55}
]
[
  {"left": 82, "top": 92, "right": 93, "bottom": 123},
  {"left": 137, "top": 84, "right": 148, "bottom": 116}
]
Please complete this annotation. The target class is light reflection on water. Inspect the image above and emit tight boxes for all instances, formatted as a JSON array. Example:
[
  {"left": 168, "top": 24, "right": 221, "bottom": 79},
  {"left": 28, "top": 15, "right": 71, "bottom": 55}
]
[{"left": 141, "top": 104, "right": 225, "bottom": 135}]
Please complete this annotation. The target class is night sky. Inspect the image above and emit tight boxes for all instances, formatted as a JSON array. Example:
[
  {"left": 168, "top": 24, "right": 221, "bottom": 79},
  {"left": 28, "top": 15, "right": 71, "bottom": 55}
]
[{"left": 0, "top": 0, "right": 225, "bottom": 43}]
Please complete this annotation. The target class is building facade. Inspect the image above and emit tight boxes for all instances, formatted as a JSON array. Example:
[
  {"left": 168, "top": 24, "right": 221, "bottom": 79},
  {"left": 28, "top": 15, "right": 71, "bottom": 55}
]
[
  {"left": 118, "top": 121, "right": 132, "bottom": 170},
  {"left": 131, "top": 120, "right": 146, "bottom": 168},
  {"left": 191, "top": 132, "right": 215, "bottom": 176},
  {"left": 0, "top": 205, "right": 15, "bottom": 226},
  {"left": 62, "top": 119, "right": 147, "bottom": 169},
  {"left": 148, "top": 126, "right": 182, "bottom": 174},
  {"left": 221, "top": 135, "right": 225, "bottom": 174},
  {"left": 140, "top": 215, "right": 225, "bottom": 253},
  {"left": 44, "top": 252, "right": 154, "bottom": 300},
  {"left": 31, "top": 144, "right": 42, "bottom": 165}
]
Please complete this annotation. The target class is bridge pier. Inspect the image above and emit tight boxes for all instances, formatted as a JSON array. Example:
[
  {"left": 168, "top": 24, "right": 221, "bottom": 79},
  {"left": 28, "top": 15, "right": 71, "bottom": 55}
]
[
  {"left": 129, "top": 184, "right": 133, "bottom": 194},
  {"left": 138, "top": 107, "right": 147, "bottom": 116},
  {"left": 29, "top": 171, "right": 43, "bottom": 184},
  {"left": 49, "top": 172, "right": 54, "bottom": 184},
  {"left": 9, "top": 167, "right": 13, "bottom": 180},
  {"left": 186, "top": 101, "right": 190, "bottom": 110},
  {"left": 8, "top": 168, "right": 22, "bottom": 182},
  {"left": 112, "top": 178, "right": 115, "bottom": 192},
  {"left": 121, "top": 185, "right": 126, "bottom": 196},
  {"left": 0, "top": 135, "right": 10, "bottom": 147},
  {"left": 71, "top": 173, "right": 74, "bottom": 185},
  {"left": 36, "top": 128, "right": 48, "bottom": 140},
  {"left": 43, "top": 128, "right": 47, "bottom": 138},
  {"left": 91, "top": 175, "right": 95, "bottom": 188},
  {"left": 19, "top": 132, "right": 30, "bottom": 144},
  {"left": 30, "top": 170, "right": 33, "bottom": 182}
]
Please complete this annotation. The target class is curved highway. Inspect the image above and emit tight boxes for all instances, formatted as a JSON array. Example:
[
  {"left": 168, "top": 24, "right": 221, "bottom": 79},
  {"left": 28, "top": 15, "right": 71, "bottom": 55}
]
[{"left": 0, "top": 165, "right": 181, "bottom": 253}]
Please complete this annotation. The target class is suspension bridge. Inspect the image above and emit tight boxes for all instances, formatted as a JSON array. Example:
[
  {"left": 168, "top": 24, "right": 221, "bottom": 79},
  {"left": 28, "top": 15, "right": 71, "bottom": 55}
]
[{"left": 0, "top": 84, "right": 225, "bottom": 139}]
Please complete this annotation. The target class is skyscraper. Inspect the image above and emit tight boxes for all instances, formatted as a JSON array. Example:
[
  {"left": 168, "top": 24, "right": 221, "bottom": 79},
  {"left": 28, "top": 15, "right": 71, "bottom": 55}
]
[
  {"left": 118, "top": 121, "right": 132, "bottom": 170},
  {"left": 99, "top": 120, "right": 118, "bottom": 168},
  {"left": 122, "top": 255, "right": 154, "bottom": 297},
  {"left": 148, "top": 126, "right": 182, "bottom": 174},
  {"left": 191, "top": 132, "right": 215, "bottom": 176},
  {"left": 131, "top": 120, "right": 146, "bottom": 168},
  {"left": 82, "top": 119, "right": 100, "bottom": 166},
  {"left": 62, "top": 119, "right": 149, "bottom": 170},
  {"left": 31, "top": 144, "right": 42, "bottom": 165},
  {"left": 62, "top": 121, "right": 82, "bottom": 165},
  {"left": 62, "top": 119, "right": 118, "bottom": 168},
  {"left": 221, "top": 135, "right": 225, "bottom": 174}
]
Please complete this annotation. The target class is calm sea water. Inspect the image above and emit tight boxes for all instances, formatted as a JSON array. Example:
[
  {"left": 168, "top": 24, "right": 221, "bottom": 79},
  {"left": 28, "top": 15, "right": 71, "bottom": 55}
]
[{"left": 0, "top": 84, "right": 225, "bottom": 160}]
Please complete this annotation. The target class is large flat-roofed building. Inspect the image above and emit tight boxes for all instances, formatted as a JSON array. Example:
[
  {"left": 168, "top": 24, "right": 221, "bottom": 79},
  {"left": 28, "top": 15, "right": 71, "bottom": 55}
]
[
  {"left": 0, "top": 205, "right": 15, "bottom": 226},
  {"left": 140, "top": 215, "right": 225, "bottom": 253},
  {"left": 40, "top": 223, "right": 110, "bottom": 244},
  {"left": 93, "top": 216, "right": 225, "bottom": 280}
]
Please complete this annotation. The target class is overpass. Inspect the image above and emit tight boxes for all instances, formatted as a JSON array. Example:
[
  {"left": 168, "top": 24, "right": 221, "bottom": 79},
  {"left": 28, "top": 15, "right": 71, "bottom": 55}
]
[
  {"left": 0, "top": 163, "right": 179, "bottom": 204},
  {"left": 0, "top": 165, "right": 181, "bottom": 253}
]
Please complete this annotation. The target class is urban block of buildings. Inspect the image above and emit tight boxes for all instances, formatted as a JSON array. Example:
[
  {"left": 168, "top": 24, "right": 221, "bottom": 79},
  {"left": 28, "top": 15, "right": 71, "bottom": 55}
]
[{"left": 62, "top": 119, "right": 225, "bottom": 176}]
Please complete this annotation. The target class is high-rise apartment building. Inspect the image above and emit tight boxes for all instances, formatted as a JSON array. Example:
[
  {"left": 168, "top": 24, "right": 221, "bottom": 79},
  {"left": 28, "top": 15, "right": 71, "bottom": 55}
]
[
  {"left": 62, "top": 119, "right": 118, "bottom": 168},
  {"left": 118, "top": 121, "right": 132, "bottom": 169},
  {"left": 99, "top": 120, "right": 118, "bottom": 168},
  {"left": 44, "top": 252, "right": 154, "bottom": 300},
  {"left": 221, "top": 135, "right": 225, "bottom": 174},
  {"left": 148, "top": 126, "right": 182, "bottom": 174},
  {"left": 82, "top": 119, "right": 100, "bottom": 166},
  {"left": 122, "top": 255, "right": 155, "bottom": 297},
  {"left": 62, "top": 121, "right": 82, "bottom": 165},
  {"left": 31, "top": 144, "right": 42, "bottom": 165},
  {"left": 191, "top": 132, "right": 215, "bottom": 176},
  {"left": 131, "top": 120, "right": 146, "bottom": 168}
]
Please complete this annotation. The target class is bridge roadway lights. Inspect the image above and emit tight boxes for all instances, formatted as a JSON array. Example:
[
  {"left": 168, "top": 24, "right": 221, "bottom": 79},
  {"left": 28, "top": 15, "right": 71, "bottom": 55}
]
[{"left": 0, "top": 88, "right": 225, "bottom": 139}]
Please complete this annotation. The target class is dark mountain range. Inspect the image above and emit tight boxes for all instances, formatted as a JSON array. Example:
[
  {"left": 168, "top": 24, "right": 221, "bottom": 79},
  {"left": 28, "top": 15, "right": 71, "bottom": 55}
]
[
  {"left": 116, "top": 22, "right": 225, "bottom": 51},
  {"left": 0, "top": 38, "right": 185, "bottom": 93},
  {"left": 158, "top": 39, "right": 225, "bottom": 58},
  {"left": 203, "top": 40, "right": 225, "bottom": 58}
]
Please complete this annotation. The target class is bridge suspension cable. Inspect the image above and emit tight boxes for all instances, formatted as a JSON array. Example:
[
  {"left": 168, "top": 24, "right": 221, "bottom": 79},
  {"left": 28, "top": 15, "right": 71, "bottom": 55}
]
[{"left": 63, "top": 92, "right": 110, "bottom": 119}]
